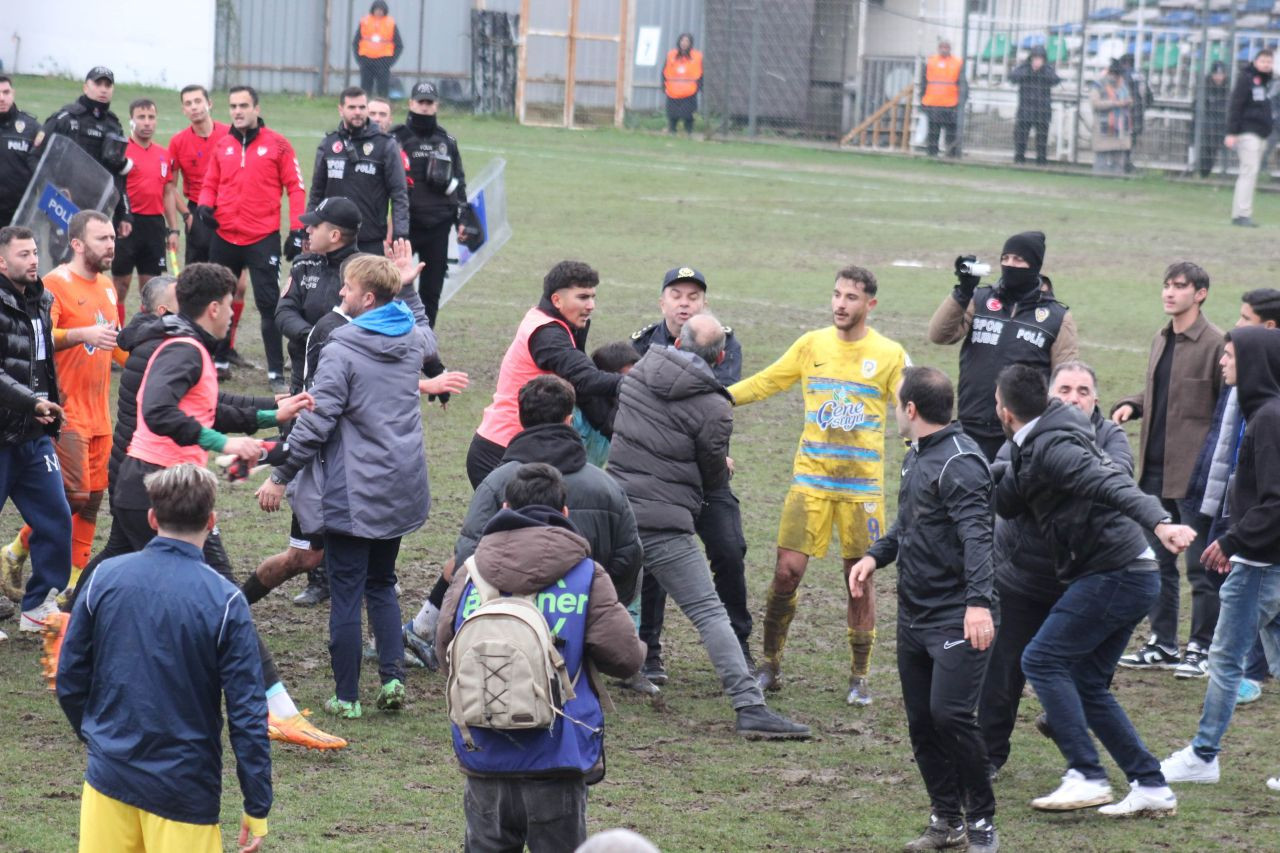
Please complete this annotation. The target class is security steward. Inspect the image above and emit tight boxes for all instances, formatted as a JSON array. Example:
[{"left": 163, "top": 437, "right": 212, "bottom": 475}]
[
  {"left": 353, "top": 1, "right": 403, "bottom": 98},
  {"left": 631, "top": 266, "right": 752, "bottom": 677},
  {"left": 307, "top": 86, "right": 409, "bottom": 256},
  {"left": 926, "top": 230, "right": 1078, "bottom": 462},
  {"left": 0, "top": 76, "right": 38, "bottom": 226},
  {"left": 30, "top": 67, "right": 133, "bottom": 237},
  {"left": 392, "top": 81, "right": 469, "bottom": 328},
  {"left": 920, "top": 41, "right": 966, "bottom": 158}
]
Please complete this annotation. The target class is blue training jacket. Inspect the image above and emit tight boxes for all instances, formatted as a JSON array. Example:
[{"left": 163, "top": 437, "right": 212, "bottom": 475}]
[{"left": 57, "top": 537, "right": 272, "bottom": 825}]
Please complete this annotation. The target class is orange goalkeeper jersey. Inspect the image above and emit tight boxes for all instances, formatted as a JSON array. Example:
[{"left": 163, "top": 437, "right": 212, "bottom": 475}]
[{"left": 44, "top": 265, "right": 119, "bottom": 437}]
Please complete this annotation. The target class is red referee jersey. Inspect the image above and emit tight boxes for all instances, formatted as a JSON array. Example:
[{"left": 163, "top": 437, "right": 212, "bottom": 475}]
[
  {"left": 123, "top": 138, "right": 174, "bottom": 216},
  {"left": 168, "top": 120, "right": 230, "bottom": 205},
  {"left": 197, "top": 121, "right": 305, "bottom": 246}
]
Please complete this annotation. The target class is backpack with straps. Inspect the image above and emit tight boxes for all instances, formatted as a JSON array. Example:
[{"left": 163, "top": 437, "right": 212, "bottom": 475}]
[{"left": 445, "top": 556, "right": 583, "bottom": 750}]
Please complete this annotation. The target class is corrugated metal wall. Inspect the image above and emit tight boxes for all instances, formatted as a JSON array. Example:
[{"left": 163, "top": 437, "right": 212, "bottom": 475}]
[{"left": 213, "top": 0, "right": 705, "bottom": 110}]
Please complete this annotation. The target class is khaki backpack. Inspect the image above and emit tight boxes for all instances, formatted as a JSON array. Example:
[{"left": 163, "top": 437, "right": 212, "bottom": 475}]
[{"left": 446, "top": 557, "right": 585, "bottom": 749}]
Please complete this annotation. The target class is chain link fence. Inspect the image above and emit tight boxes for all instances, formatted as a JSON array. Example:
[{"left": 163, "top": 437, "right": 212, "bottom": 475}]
[{"left": 697, "top": 0, "right": 1280, "bottom": 176}]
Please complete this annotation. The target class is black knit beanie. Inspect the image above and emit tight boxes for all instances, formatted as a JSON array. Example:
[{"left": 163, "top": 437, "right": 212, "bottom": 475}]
[{"left": 1002, "top": 231, "right": 1046, "bottom": 274}]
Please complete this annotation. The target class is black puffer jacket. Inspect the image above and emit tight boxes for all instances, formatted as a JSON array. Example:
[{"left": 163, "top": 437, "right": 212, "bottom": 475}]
[
  {"left": 992, "top": 407, "right": 1132, "bottom": 604},
  {"left": 608, "top": 346, "right": 732, "bottom": 534},
  {"left": 996, "top": 399, "right": 1166, "bottom": 583},
  {"left": 454, "top": 422, "right": 643, "bottom": 603},
  {"left": 0, "top": 273, "right": 60, "bottom": 447},
  {"left": 866, "top": 423, "right": 995, "bottom": 627}
]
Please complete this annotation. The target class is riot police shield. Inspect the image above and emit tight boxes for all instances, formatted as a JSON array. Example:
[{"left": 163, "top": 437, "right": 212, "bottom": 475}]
[
  {"left": 12, "top": 134, "right": 119, "bottom": 276},
  {"left": 441, "top": 158, "right": 511, "bottom": 308}
]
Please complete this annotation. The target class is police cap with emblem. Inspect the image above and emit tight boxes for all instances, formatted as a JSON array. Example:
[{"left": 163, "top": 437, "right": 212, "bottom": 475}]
[
  {"left": 410, "top": 82, "right": 439, "bottom": 102},
  {"left": 299, "top": 196, "right": 363, "bottom": 232},
  {"left": 662, "top": 266, "right": 707, "bottom": 292},
  {"left": 85, "top": 66, "right": 115, "bottom": 83}
]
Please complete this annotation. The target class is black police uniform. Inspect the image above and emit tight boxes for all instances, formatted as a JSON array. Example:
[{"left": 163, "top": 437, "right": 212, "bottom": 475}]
[
  {"left": 392, "top": 112, "right": 467, "bottom": 328},
  {"left": 0, "top": 105, "right": 38, "bottom": 226},
  {"left": 957, "top": 283, "right": 1067, "bottom": 460},
  {"left": 631, "top": 319, "right": 753, "bottom": 663},
  {"left": 275, "top": 241, "right": 361, "bottom": 394},
  {"left": 31, "top": 95, "right": 132, "bottom": 226},
  {"left": 307, "top": 122, "right": 409, "bottom": 255}
]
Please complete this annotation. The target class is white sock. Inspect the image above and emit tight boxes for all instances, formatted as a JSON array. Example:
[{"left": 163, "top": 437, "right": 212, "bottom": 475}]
[
  {"left": 265, "top": 683, "right": 300, "bottom": 719},
  {"left": 412, "top": 600, "right": 439, "bottom": 639}
]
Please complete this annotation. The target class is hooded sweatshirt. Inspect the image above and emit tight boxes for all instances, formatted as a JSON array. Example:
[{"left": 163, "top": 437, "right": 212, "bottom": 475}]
[
  {"left": 1216, "top": 326, "right": 1280, "bottom": 563},
  {"left": 453, "top": 423, "right": 643, "bottom": 602},
  {"left": 277, "top": 299, "right": 431, "bottom": 539},
  {"left": 608, "top": 346, "right": 733, "bottom": 534}
]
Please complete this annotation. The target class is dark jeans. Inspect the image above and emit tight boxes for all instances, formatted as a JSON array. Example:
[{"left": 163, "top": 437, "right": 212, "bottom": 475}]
[
  {"left": 1146, "top": 497, "right": 1215, "bottom": 650},
  {"left": 463, "top": 776, "right": 587, "bottom": 853},
  {"left": 668, "top": 116, "right": 693, "bottom": 134},
  {"left": 0, "top": 436, "right": 72, "bottom": 610},
  {"left": 79, "top": 504, "right": 281, "bottom": 688},
  {"left": 640, "top": 486, "right": 751, "bottom": 662},
  {"left": 1022, "top": 564, "right": 1165, "bottom": 786},
  {"left": 1014, "top": 116, "right": 1050, "bottom": 164},
  {"left": 924, "top": 106, "right": 960, "bottom": 157},
  {"left": 210, "top": 232, "right": 284, "bottom": 374},
  {"left": 184, "top": 215, "right": 214, "bottom": 264},
  {"left": 898, "top": 619, "right": 996, "bottom": 824},
  {"left": 324, "top": 531, "right": 404, "bottom": 702},
  {"left": 358, "top": 58, "right": 393, "bottom": 98},
  {"left": 466, "top": 432, "right": 507, "bottom": 490},
  {"left": 979, "top": 583, "right": 1056, "bottom": 770},
  {"left": 411, "top": 220, "right": 453, "bottom": 328}
]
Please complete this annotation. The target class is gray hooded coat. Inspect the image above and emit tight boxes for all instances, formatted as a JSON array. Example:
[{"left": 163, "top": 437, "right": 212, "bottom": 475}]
[
  {"left": 607, "top": 345, "right": 732, "bottom": 534},
  {"left": 277, "top": 301, "right": 433, "bottom": 539}
]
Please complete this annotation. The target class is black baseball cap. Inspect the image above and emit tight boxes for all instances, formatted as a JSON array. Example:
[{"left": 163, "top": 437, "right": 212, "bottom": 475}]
[
  {"left": 662, "top": 266, "right": 707, "bottom": 292},
  {"left": 299, "top": 196, "right": 362, "bottom": 231},
  {"left": 410, "top": 82, "right": 439, "bottom": 102},
  {"left": 85, "top": 66, "right": 115, "bottom": 84}
]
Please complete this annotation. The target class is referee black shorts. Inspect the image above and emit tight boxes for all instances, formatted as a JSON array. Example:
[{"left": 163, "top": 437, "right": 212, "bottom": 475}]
[{"left": 112, "top": 214, "right": 168, "bottom": 277}]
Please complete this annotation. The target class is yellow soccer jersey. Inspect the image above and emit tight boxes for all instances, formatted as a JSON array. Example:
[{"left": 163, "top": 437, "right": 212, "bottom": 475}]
[{"left": 729, "top": 326, "right": 909, "bottom": 500}]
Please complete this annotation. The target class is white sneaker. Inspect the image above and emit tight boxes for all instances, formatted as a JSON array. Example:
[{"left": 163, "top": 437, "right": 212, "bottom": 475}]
[
  {"left": 1267, "top": 776, "right": 1280, "bottom": 792},
  {"left": 1160, "top": 744, "right": 1220, "bottom": 784},
  {"left": 0, "top": 627, "right": 7, "bottom": 641},
  {"left": 1030, "top": 768, "right": 1114, "bottom": 811},
  {"left": 1098, "top": 782, "right": 1177, "bottom": 817},
  {"left": 19, "top": 587, "right": 59, "bottom": 633}
]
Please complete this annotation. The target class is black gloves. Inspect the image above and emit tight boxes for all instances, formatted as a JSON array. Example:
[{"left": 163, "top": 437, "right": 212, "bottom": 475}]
[
  {"left": 283, "top": 228, "right": 308, "bottom": 262},
  {"left": 195, "top": 205, "right": 220, "bottom": 231},
  {"left": 953, "top": 254, "right": 981, "bottom": 303}
]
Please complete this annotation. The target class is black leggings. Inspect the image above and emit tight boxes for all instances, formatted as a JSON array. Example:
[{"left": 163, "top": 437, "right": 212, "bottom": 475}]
[{"left": 77, "top": 506, "right": 282, "bottom": 688}]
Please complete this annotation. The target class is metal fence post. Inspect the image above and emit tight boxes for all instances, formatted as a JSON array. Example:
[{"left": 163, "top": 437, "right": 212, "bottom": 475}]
[
  {"left": 1192, "top": 0, "right": 1211, "bottom": 175},
  {"left": 1072, "top": 0, "right": 1089, "bottom": 165}
]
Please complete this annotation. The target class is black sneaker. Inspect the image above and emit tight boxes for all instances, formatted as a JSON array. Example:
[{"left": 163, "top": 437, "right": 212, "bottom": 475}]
[
  {"left": 268, "top": 373, "right": 289, "bottom": 395},
  {"left": 966, "top": 818, "right": 998, "bottom": 853},
  {"left": 1118, "top": 640, "right": 1181, "bottom": 669},
  {"left": 1174, "top": 644, "right": 1210, "bottom": 679},
  {"left": 616, "top": 672, "right": 661, "bottom": 696},
  {"left": 902, "top": 814, "right": 967, "bottom": 851},
  {"left": 734, "top": 704, "right": 811, "bottom": 740},
  {"left": 226, "top": 348, "right": 257, "bottom": 369},
  {"left": 402, "top": 621, "right": 438, "bottom": 671},
  {"left": 642, "top": 659, "right": 668, "bottom": 686},
  {"left": 216, "top": 363, "right": 233, "bottom": 382}
]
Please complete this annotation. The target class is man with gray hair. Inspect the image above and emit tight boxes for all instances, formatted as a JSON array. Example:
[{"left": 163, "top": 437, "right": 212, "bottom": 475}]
[
  {"left": 608, "top": 312, "right": 811, "bottom": 739},
  {"left": 139, "top": 274, "right": 178, "bottom": 317}
]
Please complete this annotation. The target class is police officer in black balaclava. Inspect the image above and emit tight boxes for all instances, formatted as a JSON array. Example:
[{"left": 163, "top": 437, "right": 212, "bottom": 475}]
[{"left": 927, "top": 230, "right": 1079, "bottom": 461}]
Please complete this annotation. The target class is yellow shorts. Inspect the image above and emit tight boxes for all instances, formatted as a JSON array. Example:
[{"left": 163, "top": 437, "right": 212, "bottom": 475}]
[
  {"left": 776, "top": 487, "right": 884, "bottom": 560},
  {"left": 79, "top": 782, "right": 221, "bottom": 853}
]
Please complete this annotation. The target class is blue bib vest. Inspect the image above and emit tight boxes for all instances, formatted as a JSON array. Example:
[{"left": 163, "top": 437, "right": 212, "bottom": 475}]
[{"left": 450, "top": 556, "right": 605, "bottom": 776}]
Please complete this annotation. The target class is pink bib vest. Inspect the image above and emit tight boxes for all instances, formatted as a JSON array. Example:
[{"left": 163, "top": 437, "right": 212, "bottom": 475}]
[
  {"left": 476, "top": 307, "right": 573, "bottom": 448},
  {"left": 128, "top": 337, "right": 218, "bottom": 467}
]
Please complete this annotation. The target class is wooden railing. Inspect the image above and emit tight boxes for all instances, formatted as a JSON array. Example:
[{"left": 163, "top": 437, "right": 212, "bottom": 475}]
[{"left": 841, "top": 84, "right": 915, "bottom": 150}]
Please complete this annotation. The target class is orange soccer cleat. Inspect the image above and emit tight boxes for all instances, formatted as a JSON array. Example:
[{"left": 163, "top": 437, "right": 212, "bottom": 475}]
[
  {"left": 267, "top": 710, "right": 348, "bottom": 750},
  {"left": 40, "top": 611, "right": 69, "bottom": 691}
]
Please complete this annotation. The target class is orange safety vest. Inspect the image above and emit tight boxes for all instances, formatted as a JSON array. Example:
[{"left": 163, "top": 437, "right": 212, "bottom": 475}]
[
  {"left": 922, "top": 54, "right": 963, "bottom": 108},
  {"left": 127, "top": 338, "right": 218, "bottom": 468},
  {"left": 358, "top": 15, "right": 396, "bottom": 59},
  {"left": 476, "top": 307, "right": 575, "bottom": 448},
  {"left": 664, "top": 49, "right": 703, "bottom": 100}
]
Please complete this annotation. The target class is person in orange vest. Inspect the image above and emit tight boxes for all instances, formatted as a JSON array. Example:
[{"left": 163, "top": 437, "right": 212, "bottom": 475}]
[
  {"left": 663, "top": 33, "right": 703, "bottom": 135},
  {"left": 920, "top": 40, "right": 967, "bottom": 158},
  {"left": 352, "top": 1, "right": 403, "bottom": 99}
]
